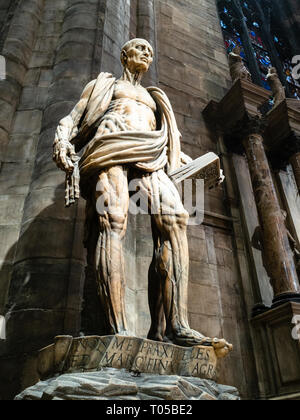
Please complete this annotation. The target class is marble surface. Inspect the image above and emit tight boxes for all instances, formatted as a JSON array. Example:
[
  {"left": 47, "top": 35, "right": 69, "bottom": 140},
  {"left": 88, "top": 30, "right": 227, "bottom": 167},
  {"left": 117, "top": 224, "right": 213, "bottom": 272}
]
[
  {"left": 15, "top": 367, "right": 240, "bottom": 400},
  {"left": 36, "top": 335, "right": 226, "bottom": 382}
]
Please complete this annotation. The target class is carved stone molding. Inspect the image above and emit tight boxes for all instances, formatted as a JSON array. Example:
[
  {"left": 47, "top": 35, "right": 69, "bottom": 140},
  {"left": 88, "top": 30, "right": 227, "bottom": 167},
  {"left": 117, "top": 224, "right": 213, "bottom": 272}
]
[
  {"left": 203, "top": 79, "right": 270, "bottom": 155},
  {"left": 265, "top": 99, "right": 300, "bottom": 169}
]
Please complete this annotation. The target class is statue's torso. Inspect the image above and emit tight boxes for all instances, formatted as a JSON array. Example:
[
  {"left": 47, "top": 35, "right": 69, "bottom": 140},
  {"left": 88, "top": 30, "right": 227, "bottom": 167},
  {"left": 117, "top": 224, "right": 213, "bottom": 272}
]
[{"left": 97, "top": 80, "right": 157, "bottom": 135}]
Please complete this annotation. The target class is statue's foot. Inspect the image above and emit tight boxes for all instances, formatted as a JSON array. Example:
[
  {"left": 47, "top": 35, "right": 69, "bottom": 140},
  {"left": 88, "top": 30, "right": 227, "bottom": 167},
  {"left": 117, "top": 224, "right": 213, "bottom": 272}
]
[
  {"left": 168, "top": 327, "right": 233, "bottom": 357},
  {"left": 147, "top": 331, "right": 164, "bottom": 342},
  {"left": 166, "top": 327, "right": 208, "bottom": 347},
  {"left": 211, "top": 338, "right": 233, "bottom": 359}
]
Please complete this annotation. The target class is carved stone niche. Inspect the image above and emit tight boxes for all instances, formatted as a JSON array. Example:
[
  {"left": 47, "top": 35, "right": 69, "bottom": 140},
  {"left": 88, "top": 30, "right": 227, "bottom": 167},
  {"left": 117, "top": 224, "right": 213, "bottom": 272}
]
[
  {"left": 251, "top": 302, "right": 300, "bottom": 400},
  {"left": 265, "top": 99, "right": 300, "bottom": 193}
]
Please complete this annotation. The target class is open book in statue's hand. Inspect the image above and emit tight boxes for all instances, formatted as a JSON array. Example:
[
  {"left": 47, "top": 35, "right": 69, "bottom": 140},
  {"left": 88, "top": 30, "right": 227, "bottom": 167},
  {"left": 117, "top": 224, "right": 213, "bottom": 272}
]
[{"left": 169, "top": 152, "right": 225, "bottom": 189}]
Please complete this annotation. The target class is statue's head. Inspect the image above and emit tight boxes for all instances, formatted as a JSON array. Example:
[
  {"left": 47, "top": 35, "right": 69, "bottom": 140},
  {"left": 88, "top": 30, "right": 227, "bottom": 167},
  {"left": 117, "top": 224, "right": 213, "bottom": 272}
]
[
  {"left": 121, "top": 38, "right": 154, "bottom": 74},
  {"left": 268, "top": 67, "right": 277, "bottom": 75},
  {"left": 232, "top": 45, "right": 241, "bottom": 54}
]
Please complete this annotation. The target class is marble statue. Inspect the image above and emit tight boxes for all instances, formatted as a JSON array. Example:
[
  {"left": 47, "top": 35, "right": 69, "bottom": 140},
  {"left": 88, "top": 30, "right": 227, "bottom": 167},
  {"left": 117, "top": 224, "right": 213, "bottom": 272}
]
[
  {"left": 229, "top": 46, "right": 252, "bottom": 84},
  {"left": 266, "top": 67, "right": 286, "bottom": 108},
  {"left": 53, "top": 38, "right": 231, "bottom": 353}
]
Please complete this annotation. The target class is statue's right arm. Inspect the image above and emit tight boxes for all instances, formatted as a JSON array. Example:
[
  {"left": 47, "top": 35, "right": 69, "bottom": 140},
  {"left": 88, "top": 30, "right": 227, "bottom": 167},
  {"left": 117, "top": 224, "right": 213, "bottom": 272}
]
[{"left": 53, "top": 79, "right": 96, "bottom": 173}]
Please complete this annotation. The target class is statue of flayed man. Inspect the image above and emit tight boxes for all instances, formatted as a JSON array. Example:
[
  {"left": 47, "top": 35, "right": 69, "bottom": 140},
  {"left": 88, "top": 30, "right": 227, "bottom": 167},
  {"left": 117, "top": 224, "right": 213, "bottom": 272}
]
[{"left": 53, "top": 38, "right": 232, "bottom": 353}]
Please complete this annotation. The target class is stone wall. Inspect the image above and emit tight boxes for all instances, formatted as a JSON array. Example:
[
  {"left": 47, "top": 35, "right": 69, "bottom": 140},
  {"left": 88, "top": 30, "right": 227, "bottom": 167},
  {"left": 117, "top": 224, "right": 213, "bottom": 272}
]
[{"left": 0, "top": 0, "right": 266, "bottom": 400}]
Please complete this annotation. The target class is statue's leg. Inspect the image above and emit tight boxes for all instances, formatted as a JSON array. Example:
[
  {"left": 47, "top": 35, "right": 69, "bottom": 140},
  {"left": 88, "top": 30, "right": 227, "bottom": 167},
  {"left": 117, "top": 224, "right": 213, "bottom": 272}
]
[
  {"left": 144, "top": 170, "right": 219, "bottom": 347},
  {"left": 94, "top": 165, "right": 129, "bottom": 335},
  {"left": 147, "top": 217, "right": 166, "bottom": 342},
  {"left": 138, "top": 171, "right": 194, "bottom": 344}
]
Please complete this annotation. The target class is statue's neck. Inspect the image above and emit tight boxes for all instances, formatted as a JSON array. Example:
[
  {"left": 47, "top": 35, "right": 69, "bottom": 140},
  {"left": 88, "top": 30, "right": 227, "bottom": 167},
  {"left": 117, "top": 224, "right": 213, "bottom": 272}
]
[{"left": 121, "top": 68, "right": 143, "bottom": 86}]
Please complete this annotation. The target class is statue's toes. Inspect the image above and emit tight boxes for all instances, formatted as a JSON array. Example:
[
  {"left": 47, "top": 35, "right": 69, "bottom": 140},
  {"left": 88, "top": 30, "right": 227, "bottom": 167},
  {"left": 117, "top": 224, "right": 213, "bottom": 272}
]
[
  {"left": 212, "top": 338, "right": 226, "bottom": 348},
  {"left": 211, "top": 338, "right": 233, "bottom": 358}
]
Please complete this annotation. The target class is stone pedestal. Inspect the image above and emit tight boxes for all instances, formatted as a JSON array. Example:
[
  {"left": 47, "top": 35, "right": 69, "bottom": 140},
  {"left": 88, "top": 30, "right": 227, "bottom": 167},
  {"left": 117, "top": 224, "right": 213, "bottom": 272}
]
[
  {"left": 15, "top": 335, "right": 237, "bottom": 400},
  {"left": 252, "top": 302, "right": 300, "bottom": 399},
  {"left": 34, "top": 335, "right": 223, "bottom": 382},
  {"left": 15, "top": 368, "right": 240, "bottom": 400}
]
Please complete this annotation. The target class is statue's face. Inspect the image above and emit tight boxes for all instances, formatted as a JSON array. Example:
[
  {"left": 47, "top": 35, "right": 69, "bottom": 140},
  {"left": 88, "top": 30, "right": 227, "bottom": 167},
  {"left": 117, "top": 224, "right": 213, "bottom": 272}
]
[
  {"left": 233, "top": 46, "right": 241, "bottom": 54},
  {"left": 122, "top": 39, "right": 153, "bottom": 74}
]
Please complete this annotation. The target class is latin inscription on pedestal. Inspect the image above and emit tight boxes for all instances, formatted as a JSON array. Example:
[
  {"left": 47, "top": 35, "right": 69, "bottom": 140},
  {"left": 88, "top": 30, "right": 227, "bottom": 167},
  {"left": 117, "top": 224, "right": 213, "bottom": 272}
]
[
  {"left": 37, "top": 335, "right": 219, "bottom": 381},
  {"left": 100, "top": 336, "right": 142, "bottom": 370}
]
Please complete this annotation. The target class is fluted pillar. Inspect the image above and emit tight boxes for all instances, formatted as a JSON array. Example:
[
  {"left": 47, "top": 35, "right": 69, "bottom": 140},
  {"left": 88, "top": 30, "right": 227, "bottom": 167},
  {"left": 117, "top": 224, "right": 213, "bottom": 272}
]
[
  {"left": 242, "top": 118, "right": 300, "bottom": 303},
  {"left": 0, "top": 0, "right": 44, "bottom": 162}
]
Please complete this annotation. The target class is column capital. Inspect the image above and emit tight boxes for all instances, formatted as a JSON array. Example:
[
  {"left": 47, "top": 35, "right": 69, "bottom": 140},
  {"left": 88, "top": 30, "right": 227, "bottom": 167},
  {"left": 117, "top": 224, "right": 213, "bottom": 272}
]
[
  {"left": 203, "top": 79, "right": 270, "bottom": 154},
  {"left": 224, "top": 115, "right": 268, "bottom": 155},
  {"left": 266, "top": 99, "right": 300, "bottom": 169}
]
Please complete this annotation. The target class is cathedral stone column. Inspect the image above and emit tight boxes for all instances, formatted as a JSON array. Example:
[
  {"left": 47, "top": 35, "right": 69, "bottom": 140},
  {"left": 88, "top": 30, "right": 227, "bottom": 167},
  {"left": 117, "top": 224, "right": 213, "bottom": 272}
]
[
  {"left": 204, "top": 80, "right": 300, "bottom": 307},
  {"left": 0, "top": 0, "right": 44, "bottom": 162},
  {"left": 266, "top": 100, "right": 300, "bottom": 195},
  {"left": 242, "top": 118, "right": 300, "bottom": 303},
  {"left": 3, "top": 0, "right": 103, "bottom": 356}
]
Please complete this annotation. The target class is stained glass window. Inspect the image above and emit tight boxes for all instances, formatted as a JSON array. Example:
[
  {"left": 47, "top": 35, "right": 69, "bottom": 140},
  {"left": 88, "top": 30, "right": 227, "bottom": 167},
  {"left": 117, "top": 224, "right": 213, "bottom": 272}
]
[
  {"left": 272, "top": 29, "right": 300, "bottom": 99},
  {"left": 217, "top": 0, "right": 300, "bottom": 99}
]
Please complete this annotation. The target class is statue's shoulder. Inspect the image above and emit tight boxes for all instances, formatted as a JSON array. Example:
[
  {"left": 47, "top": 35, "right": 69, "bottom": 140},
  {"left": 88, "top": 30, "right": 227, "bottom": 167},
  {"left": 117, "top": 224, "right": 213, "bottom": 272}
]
[
  {"left": 86, "top": 72, "right": 116, "bottom": 100},
  {"left": 147, "top": 85, "right": 165, "bottom": 95},
  {"left": 90, "top": 72, "right": 116, "bottom": 91},
  {"left": 95, "top": 72, "right": 116, "bottom": 83},
  {"left": 147, "top": 85, "right": 169, "bottom": 103},
  {"left": 97, "top": 72, "right": 115, "bottom": 79}
]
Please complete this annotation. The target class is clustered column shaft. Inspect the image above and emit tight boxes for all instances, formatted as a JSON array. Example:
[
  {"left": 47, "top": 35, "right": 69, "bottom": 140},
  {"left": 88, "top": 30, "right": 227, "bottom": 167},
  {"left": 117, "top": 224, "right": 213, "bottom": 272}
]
[{"left": 243, "top": 128, "right": 300, "bottom": 299}]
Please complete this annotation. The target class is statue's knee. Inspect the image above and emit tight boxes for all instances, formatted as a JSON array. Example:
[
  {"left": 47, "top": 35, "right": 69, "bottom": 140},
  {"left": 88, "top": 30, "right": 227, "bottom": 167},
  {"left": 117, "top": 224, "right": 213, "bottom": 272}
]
[
  {"left": 160, "top": 211, "right": 189, "bottom": 235},
  {"left": 109, "top": 211, "right": 127, "bottom": 235},
  {"left": 99, "top": 210, "right": 127, "bottom": 236}
]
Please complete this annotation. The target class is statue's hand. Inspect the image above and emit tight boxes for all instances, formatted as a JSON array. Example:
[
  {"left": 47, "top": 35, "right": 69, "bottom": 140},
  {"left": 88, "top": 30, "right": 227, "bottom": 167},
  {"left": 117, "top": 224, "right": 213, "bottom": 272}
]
[{"left": 53, "top": 140, "right": 77, "bottom": 174}]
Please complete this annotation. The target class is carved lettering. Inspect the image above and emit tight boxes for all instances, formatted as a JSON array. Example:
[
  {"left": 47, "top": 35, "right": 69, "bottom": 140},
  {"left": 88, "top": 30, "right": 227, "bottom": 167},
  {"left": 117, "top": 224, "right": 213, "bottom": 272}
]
[
  {"left": 50, "top": 335, "right": 217, "bottom": 380},
  {"left": 101, "top": 352, "right": 116, "bottom": 366},
  {"left": 112, "top": 336, "right": 125, "bottom": 351}
]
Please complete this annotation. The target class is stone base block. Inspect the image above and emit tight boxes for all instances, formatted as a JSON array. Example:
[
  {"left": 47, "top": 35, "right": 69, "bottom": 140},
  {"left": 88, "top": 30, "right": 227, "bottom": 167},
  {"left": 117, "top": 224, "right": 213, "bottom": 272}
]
[
  {"left": 35, "top": 335, "right": 220, "bottom": 382},
  {"left": 15, "top": 368, "right": 240, "bottom": 400}
]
